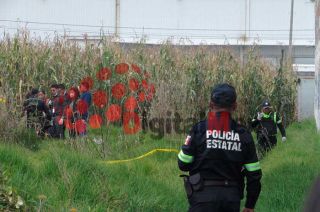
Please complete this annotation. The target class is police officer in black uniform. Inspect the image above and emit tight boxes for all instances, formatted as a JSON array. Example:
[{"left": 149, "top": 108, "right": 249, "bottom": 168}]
[
  {"left": 178, "top": 83, "right": 262, "bottom": 212},
  {"left": 251, "top": 100, "right": 286, "bottom": 155}
]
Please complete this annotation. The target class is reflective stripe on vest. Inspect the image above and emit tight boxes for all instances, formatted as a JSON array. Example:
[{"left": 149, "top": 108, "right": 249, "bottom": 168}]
[
  {"left": 244, "top": 162, "right": 261, "bottom": 172},
  {"left": 263, "top": 112, "right": 279, "bottom": 124},
  {"left": 178, "top": 150, "right": 194, "bottom": 163},
  {"left": 262, "top": 113, "right": 270, "bottom": 118}
]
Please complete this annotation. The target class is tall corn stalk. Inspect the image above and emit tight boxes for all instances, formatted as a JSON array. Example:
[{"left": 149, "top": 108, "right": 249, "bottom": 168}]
[{"left": 0, "top": 32, "right": 297, "bottom": 137}]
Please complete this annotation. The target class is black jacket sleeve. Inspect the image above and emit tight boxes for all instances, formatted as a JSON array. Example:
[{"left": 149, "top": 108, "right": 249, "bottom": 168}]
[
  {"left": 243, "top": 132, "right": 262, "bottom": 209},
  {"left": 178, "top": 126, "right": 197, "bottom": 172},
  {"left": 251, "top": 115, "right": 260, "bottom": 129},
  {"left": 275, "top": 113, "right": 286, "bottom": 137}
]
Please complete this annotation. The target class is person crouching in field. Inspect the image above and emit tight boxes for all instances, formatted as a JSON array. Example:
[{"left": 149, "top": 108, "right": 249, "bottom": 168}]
[{"left": 23, "top": 88, "right": 52, "bottom": 137}]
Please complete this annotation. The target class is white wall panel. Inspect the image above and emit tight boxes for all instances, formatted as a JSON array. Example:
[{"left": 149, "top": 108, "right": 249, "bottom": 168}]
[{"left": 0, "top": 0, "right": 315, "bottom": 45}]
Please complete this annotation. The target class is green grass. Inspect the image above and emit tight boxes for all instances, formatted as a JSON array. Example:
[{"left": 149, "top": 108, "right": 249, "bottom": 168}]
[
  {"left": 0, "top": 119, "right": 319, "bottom": 211},
  {"left": 255, "top": 119, "right": 320, "bottom": 212}
]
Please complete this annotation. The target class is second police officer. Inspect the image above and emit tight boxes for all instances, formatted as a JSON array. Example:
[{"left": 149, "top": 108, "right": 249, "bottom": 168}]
[{"left": 251, "top": 100, "right": 286, "bottom": 156}]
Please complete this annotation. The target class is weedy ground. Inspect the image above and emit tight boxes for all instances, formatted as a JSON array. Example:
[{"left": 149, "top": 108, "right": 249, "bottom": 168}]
[{"left": 0, "top": 119, "right": 318, "bottom": 211}]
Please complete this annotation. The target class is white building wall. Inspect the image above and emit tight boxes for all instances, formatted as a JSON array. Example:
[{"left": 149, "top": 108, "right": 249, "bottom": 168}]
[
  {"left": 0, "top": 0, "right": 315, "bottom": 45},
  {"left": 0, "top": 0, "right": 115, "bottom": 38},
  {"left": 249, "top": 0, "right": 314, "bottom": 45},
  {"left": 119, "top": 0, "right": 246, "bottom": 44}
]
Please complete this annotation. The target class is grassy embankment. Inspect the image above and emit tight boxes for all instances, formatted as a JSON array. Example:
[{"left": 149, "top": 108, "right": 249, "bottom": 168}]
[{"left": 0, "top": 119, "right": 319, "bottom": 211}]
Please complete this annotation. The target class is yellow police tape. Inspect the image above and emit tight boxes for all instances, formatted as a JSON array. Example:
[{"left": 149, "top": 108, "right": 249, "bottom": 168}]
[{"left": 101, "top": 148, "right": 179, "bottom": 165}]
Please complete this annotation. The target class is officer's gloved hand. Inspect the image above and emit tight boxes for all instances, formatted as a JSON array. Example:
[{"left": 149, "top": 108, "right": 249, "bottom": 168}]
[
  {"left": 257, "top": 112, "right": 263, "bottom": 121},
  {"left": 282, "top": 137, "right": 287, "bottom": 142}
]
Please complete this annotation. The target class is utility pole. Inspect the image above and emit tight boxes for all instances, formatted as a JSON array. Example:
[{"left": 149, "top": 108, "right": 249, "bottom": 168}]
[
  {"left": 115, "top": 0, "right": 120, "bottom": 37},
  {"left": 315, "top": 0, "right": 320, "bottom": 131},
  {"left": 288, "top": 0, "right": 294, "bottom": 59}
]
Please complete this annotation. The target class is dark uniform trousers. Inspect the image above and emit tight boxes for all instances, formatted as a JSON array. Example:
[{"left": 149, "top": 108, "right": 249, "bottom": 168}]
[
  {"left": 252, "top": 112, "right": 286, "bottom": 156},
  {"left": 188, "top": 186, "right": 240, "bottom": 212},
  {"left": 257, "top": 135, "right": 277, "bottom": 154}
]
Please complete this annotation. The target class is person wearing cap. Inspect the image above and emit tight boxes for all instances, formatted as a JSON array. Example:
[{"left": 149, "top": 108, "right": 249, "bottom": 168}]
[
  {"left": 178, "top": 83, "right": 262, "bottom": 212},
  {"left": 251, "top": 100, "right": 286, "bottom": 155}
]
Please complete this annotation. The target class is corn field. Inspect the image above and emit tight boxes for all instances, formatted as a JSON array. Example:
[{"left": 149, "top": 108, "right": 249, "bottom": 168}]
[{"left": 0, "top": 32, "right": 297, "bottom": 137}]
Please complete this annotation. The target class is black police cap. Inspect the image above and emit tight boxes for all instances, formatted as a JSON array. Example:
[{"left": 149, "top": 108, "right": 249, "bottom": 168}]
[
  {"left": 211, "top": 83, "right": 237, "bottom": 107},
  {"left": 262, "top": 100, "right": 271, "bottom": 108}
]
